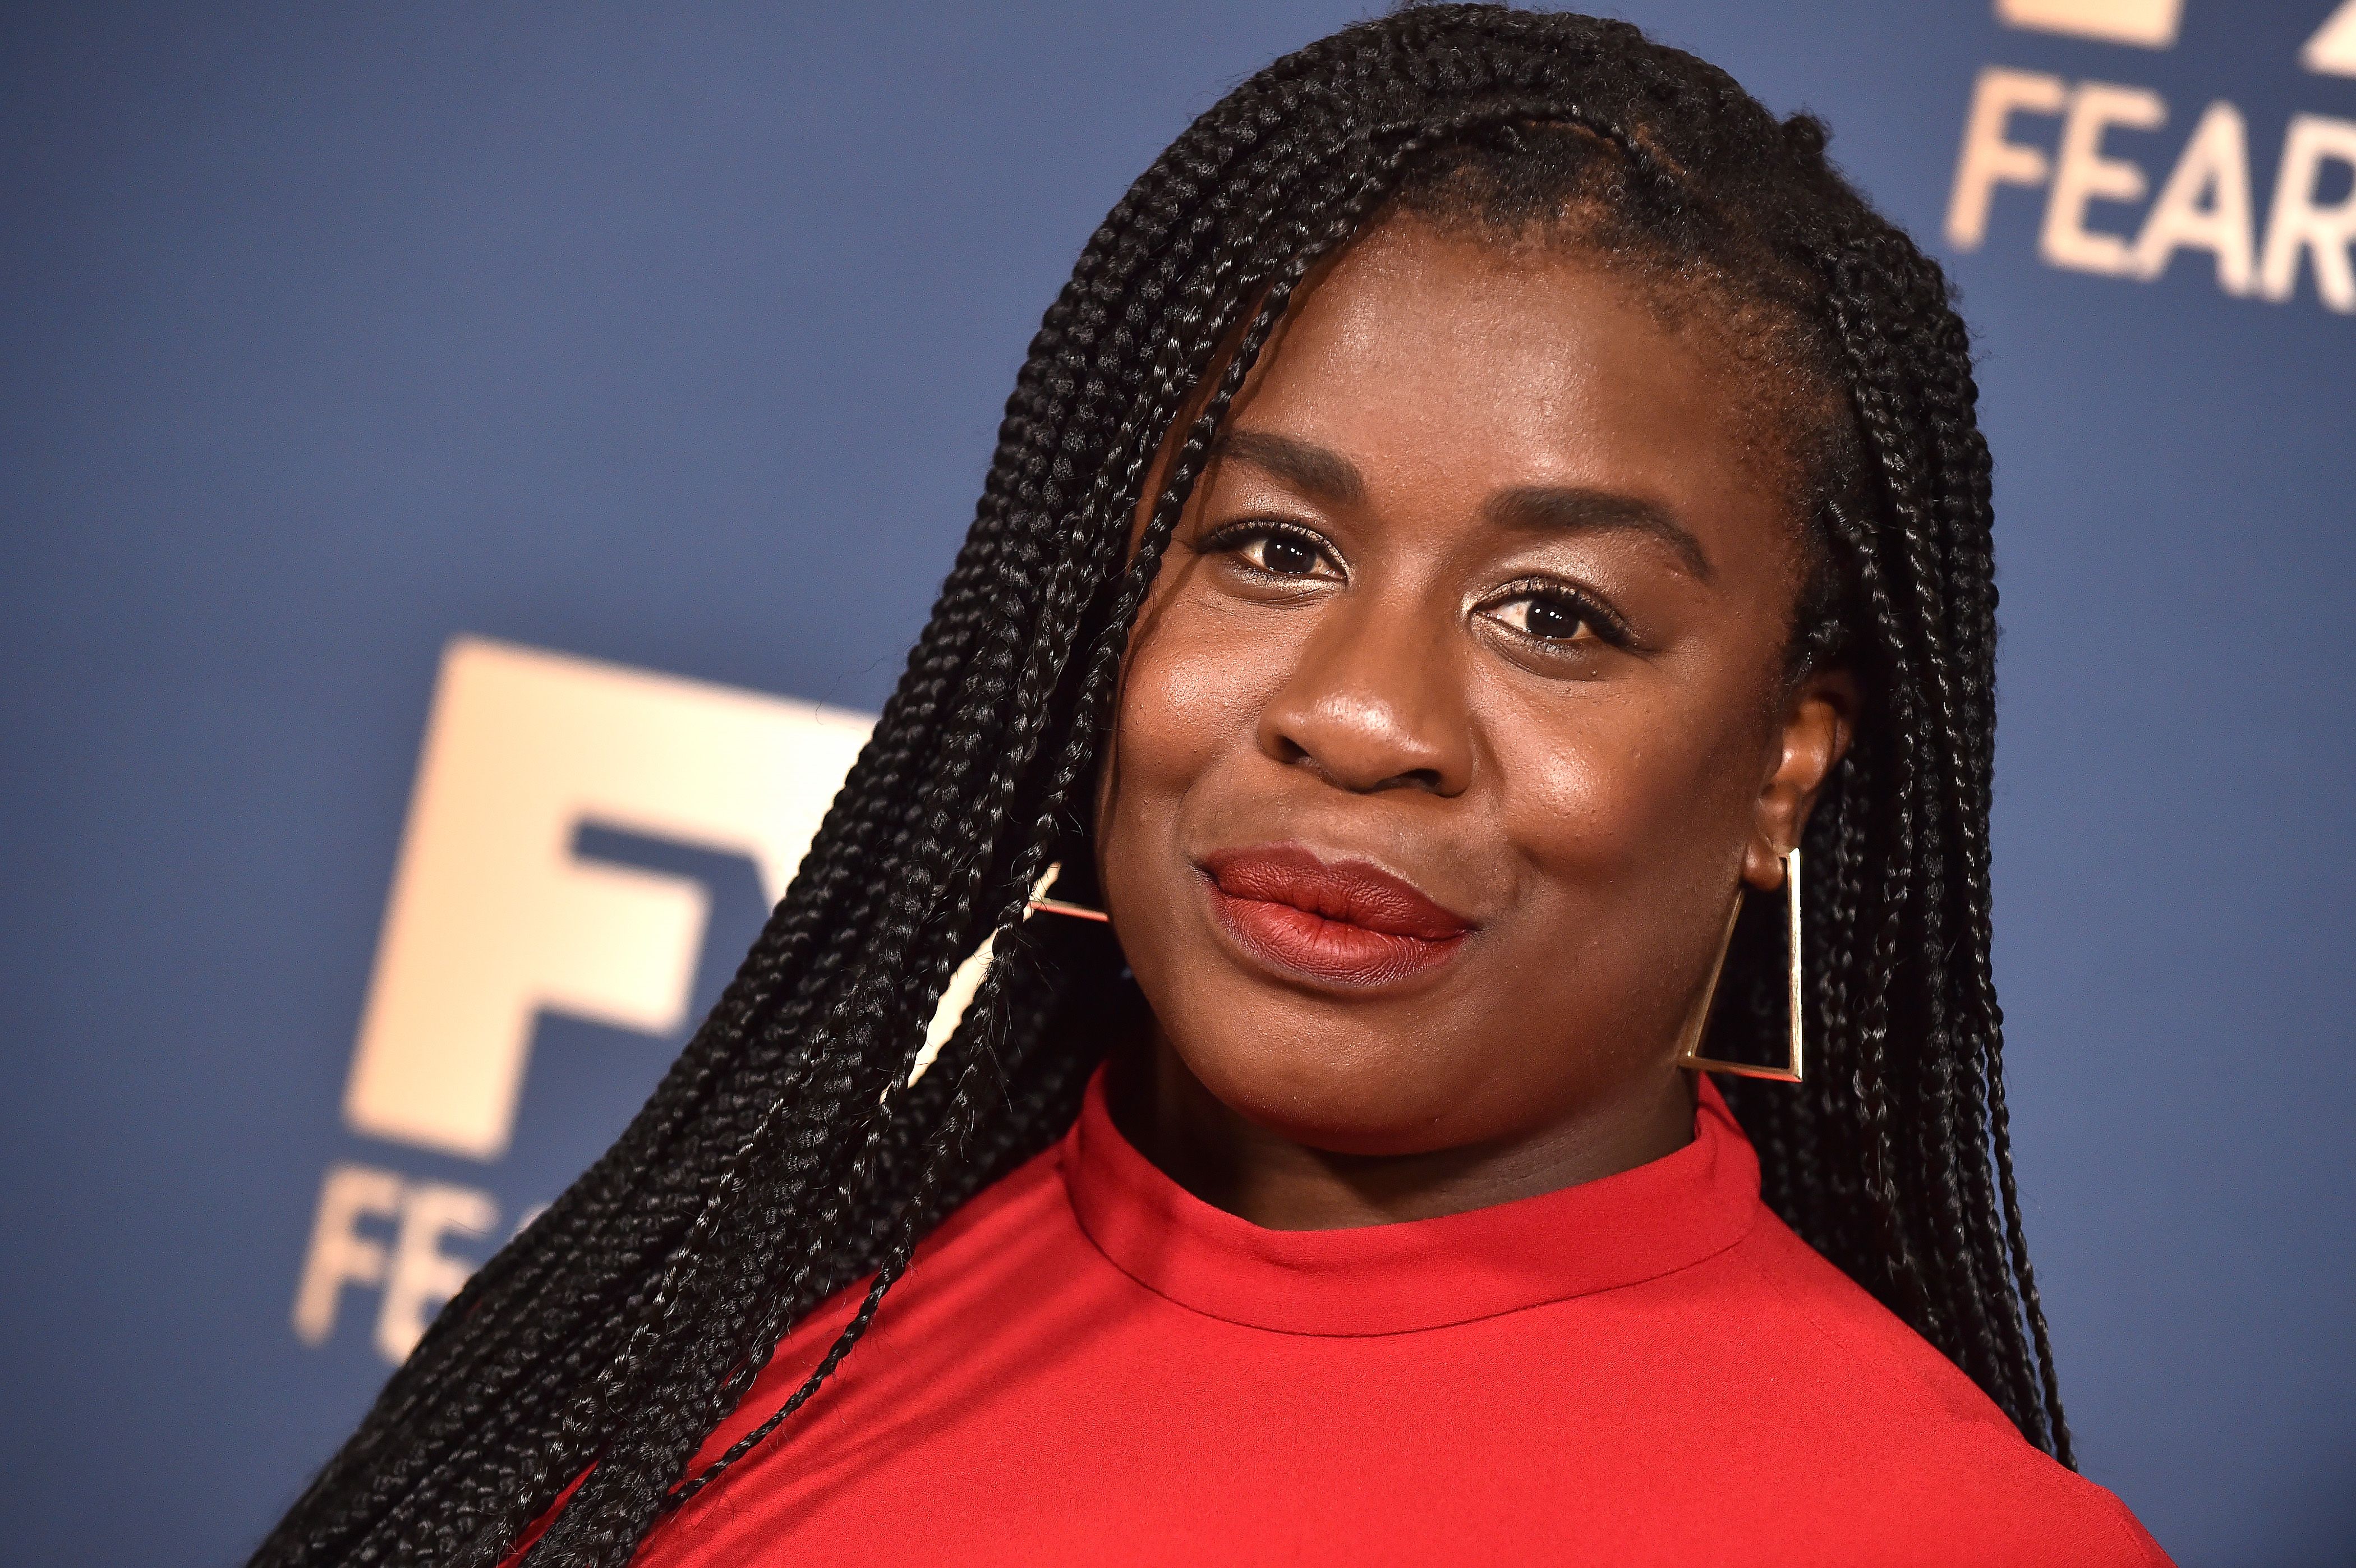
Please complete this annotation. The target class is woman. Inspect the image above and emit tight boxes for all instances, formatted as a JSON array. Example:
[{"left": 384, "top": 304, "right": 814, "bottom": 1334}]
[{"left": 259, "top": 8, "right": 2169, "bottom": 1565}]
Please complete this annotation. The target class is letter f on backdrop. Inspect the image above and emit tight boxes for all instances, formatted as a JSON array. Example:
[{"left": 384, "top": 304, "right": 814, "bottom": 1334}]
[{"left": 342, "top": 637, "right": 871, "bottom": 1160}]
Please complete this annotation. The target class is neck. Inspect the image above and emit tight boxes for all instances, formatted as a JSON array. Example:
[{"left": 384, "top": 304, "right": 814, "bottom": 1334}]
[{"left": 1109, "top": 1029, "right": 1695, "bottom": 1231}]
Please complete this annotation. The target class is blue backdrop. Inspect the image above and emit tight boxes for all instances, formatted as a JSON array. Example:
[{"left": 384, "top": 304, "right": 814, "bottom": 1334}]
[{"left": 3, "top": 4, "right": 2350, "bottom": 1564}]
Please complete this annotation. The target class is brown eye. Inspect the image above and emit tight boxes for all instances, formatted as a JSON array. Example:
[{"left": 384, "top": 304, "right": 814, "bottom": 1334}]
[
  {"left": 1244, "top": 534, "right": 1324, "bottom": 576},
  {"left": 1198, "top": 519, "right": 1346, "bottom": 586},
  {"left": 1492, "top": 594, "right": 1592, "bottom": 643}
]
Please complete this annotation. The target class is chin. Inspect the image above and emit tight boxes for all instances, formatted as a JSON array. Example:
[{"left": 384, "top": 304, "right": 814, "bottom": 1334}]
[{"left": 1171, "top": 1018, "right": 1486, "bottom": 1157}]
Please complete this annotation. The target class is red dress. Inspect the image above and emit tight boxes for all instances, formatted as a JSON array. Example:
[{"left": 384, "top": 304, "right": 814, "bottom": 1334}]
[{"left": 532, "top": 1071, "right": 2170, "bottom": 1566}]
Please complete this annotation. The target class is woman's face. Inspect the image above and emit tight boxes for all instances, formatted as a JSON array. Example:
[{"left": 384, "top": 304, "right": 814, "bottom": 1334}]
[{"left": 1094, "top": 217, "right": 1851, "bottom": 1162}]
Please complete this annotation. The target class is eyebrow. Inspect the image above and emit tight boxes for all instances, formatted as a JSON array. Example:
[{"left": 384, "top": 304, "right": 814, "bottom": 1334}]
[
  {"left": 1211, "top": 427, "right": 1365, "bottom": 506},
  {"left": 1484, "top": 485, "right": 1714, "bottom": 582}
]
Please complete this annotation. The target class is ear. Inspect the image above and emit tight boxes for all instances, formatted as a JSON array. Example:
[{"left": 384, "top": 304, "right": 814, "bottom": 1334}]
[{"left": 1743, "top": 665, "right": 1858, "bottom": 891}]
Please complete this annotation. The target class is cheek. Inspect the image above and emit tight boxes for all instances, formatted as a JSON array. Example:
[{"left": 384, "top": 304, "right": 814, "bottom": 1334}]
[
  {"left": 1485, "top": 674, "right": 1763, "bottom": 912},
  {"left": 1097, "top": 588, "right": 1281, "bottom": 895}
]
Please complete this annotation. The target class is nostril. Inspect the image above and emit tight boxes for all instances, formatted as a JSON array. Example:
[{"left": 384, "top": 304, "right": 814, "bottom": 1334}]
[
  {"left": 1260, "top": 680, "right": 1465, "bottom": 796},
  {"left": 1284, "top": 749, "right": 1447, "bottom": 795}
]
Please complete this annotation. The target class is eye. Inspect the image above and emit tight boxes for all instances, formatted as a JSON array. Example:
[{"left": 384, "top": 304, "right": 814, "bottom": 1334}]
[
  {"left": 1248, "top": 533, "right": 1324, "bottom": 577},
  {"left": 1486, "top": 591, "right": 1600, "bottom": 644},
  {"left": 1203, "top": 522, "right": 1344, "bottom": 582}
]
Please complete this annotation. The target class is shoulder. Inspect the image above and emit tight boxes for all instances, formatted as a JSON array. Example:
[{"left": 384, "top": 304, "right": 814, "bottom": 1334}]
[
  {"left": 737, "top": 1133, "right": 1079, "bottom": 1360},
  {"left": 1710, "top": 1209, "right": 2173, "bottom": 1566},
  {"left": 669, "top": 1130, "right": 1088, "bottom": 1479},
  {"left": 912, "top": 1132, "right": 1073, "bottom": 1259}
]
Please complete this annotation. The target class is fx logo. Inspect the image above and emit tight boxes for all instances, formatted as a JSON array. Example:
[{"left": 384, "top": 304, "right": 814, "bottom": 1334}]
[{"left": 342, "top": 637, "right": 872, "bottom": 1160}]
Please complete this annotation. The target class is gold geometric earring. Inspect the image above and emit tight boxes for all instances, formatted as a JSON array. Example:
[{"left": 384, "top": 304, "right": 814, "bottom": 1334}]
[
  {"left": 1025, "top": 864, "right": 1109, "bottom": 923},
  {"left": 1674, "top": 846, "right": 1805, "bottom": 1084}
]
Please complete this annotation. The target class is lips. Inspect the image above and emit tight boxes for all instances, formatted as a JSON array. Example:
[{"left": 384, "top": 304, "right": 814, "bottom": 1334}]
[{"left": 1199, "top": 843, "right": 1474, "bottom": 988}]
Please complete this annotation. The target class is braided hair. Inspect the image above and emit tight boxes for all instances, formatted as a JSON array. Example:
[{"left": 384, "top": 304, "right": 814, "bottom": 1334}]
[{"left": 254, "top": 8, "right": 2066, "bottom": 1564}]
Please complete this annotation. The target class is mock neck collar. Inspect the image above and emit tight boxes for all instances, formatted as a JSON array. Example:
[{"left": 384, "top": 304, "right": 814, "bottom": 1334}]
[{"left": 1059, "top": 1068, "right": 1761, "bottom": 1337}]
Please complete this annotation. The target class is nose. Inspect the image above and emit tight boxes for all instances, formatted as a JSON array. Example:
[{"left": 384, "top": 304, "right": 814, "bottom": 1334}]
[{"left": 1256, "top": 588, "right": 1471, "bottom": 796}]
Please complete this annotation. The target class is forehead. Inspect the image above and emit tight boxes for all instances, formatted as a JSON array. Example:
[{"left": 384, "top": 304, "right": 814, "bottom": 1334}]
[{"left": 1227, "top": 217, "right": 1795, "bottom": 549}]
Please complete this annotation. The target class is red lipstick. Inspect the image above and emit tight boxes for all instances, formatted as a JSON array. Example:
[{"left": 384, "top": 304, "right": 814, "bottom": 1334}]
[{"left": 1199, "top": 843, "right": 1474, "bottom": 989}]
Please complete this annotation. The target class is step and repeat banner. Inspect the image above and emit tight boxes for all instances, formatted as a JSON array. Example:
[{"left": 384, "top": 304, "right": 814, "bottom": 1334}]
[{"left": 3, "top": 3, "right": 2349, "bottom": 1564}]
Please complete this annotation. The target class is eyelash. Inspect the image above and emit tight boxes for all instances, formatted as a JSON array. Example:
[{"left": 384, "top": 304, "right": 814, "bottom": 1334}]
[
  {"left": 1199, "top": 519, "right": 1341, "bottom": 581},
  {"left": 1197, "top": 521, "right": 1634, "bottom": 651},
  {"left": 1479, "top": 577, "right": 1634, "bottom": 650}
]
